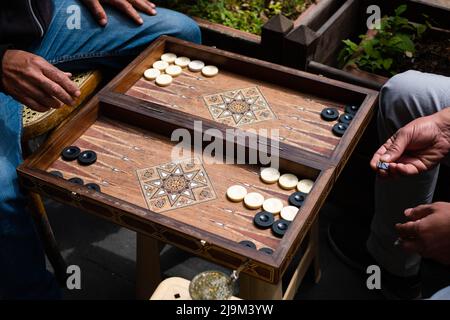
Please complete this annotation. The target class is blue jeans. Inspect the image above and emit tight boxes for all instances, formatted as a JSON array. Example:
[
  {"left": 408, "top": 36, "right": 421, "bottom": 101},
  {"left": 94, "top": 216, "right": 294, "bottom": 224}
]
[{"left": 0, "top": 0, "right": 200, "bottom": 299}]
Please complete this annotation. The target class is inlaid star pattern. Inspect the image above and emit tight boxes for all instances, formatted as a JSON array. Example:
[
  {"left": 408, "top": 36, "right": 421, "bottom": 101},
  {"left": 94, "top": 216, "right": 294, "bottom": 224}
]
[
  {"left": 137, "top": 158, "right": 216, "bottom": 213},
  {"left": 203, "top": 87, "right": 276, "bottom": 126}
]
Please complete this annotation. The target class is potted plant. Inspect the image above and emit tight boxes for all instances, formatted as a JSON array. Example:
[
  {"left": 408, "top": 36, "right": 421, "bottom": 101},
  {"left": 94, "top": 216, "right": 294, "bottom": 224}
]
[
  {"left": 286, "top": 0, "right": 450, "bottom": 90},
  {"left": 338, "top": 4, "right": 449, "bottom": 87}
]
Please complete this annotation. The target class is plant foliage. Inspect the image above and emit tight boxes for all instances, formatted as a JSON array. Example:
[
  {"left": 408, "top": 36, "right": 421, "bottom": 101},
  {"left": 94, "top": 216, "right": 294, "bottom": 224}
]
[
  {"left": 338, "top": 5, "right": 428, "bottom": 75},
  {"left": 153, "top": 0, "right": 312, "bottom": 34}
]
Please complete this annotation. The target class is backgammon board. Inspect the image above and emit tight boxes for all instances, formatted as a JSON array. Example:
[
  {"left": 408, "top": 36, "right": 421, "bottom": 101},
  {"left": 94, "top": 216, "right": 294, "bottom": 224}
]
[{"left": 17, "top": 36, "right": 378, "bottom": 289}]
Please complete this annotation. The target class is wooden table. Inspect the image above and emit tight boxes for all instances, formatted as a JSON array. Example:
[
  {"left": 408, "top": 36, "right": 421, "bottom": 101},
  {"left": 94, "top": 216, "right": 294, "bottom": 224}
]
[{"left": 17, "top": 36, "right": 378, "bottom": 300}]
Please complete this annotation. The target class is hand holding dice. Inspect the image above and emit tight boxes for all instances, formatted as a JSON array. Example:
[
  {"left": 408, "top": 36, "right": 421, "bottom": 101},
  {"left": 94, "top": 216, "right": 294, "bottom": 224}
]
[{"left": 370, "top": 108, "right": 450, "bottom": 177}]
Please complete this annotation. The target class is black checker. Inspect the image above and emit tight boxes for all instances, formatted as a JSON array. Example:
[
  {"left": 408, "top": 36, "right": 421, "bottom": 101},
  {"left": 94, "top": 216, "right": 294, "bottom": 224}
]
[
  {"left": 85, "top": 183, "right": 101, "bottom": 192},
  {"left": 332, "top": 123, "right": 348, "bottom": 137},
  {"left": 253, "top": 211, "right": 275, "bottom": 229},
  {"left": 239, "top": 240, "right": 256, "bottom": 249},
  {"left": 321, "top": 107, "right": 339, "bottom": 121},
  {"left": 272, "top": 219, "right": 291, "bottom": 238},
  {"left": 49, "top": 170, "right": 63, "bottom": 178},
  {"left": 345, "top": 105, "right": 359, "bottom": 115},
  {"left": 339, "top": 113, "right": 354, "bottom": 124},
  {"left": 68, "top": 177, "right": 84, "bottom": 185},
  {"left": 61, "top": 146, "right": 81, "bottom": 161},
  {"left": 288, "top": 192, "right": 307, "bottom": 207},
  {"left": 259, "top": 247, "right": 274, "bottom": 255},
  {"left": 78, "top": 150, "right": 97, "bottom": 166}
]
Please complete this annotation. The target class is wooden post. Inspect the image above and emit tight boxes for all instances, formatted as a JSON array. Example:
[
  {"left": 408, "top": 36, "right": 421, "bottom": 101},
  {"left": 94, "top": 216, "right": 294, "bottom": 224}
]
[
  {"left": 136, "top": 233, "right": 162, "bottom": 300},
  {"left": 283, "top": 25, "right": 319, "bottom": 70},
  {"left": 310, "top": 219, "right": 321, "bottom": 284},
  {"left": 239, "top": 274, "right": 283, "bottom": 300},
  {"left": 28, "top": 192, "right": 68, "bottom": 286},
  {"left": 261, "top": 14, "right": 294, "bottom": 63}
]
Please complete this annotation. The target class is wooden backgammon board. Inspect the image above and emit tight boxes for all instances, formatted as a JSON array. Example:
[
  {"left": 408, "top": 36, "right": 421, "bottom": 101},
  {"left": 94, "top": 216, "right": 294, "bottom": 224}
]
[{"left": 17, "top": 36, "right": 378, "bottom": 300}]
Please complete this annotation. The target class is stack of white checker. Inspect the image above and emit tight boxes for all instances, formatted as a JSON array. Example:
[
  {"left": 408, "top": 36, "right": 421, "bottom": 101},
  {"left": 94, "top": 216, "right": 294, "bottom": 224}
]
[{"left": 143, "top": 52, "right": 219, "bottom": 87}]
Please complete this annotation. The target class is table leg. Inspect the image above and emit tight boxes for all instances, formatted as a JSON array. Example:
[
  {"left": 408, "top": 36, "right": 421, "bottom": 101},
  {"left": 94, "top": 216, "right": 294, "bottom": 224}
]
[
  {"left": 238, "top": 273, "right": 283, "bottom": 300},
  {"left": 28, "top": 192, "right": 68, "bottom": 286},
  {"left": 310, "top": 219, "right": 321, "bottom": 283},
  {"left": 136, "top": 233, "right": 162, "bottom": 300}
]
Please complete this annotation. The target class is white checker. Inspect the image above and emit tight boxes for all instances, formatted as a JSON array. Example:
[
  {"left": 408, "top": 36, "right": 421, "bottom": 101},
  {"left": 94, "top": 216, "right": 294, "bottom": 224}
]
[
  {"left": 143, "top": 68, "right": 161, "bottom": 81},
  {"left": 201, "top": 65, "right": 219, "bottom": 77},
  {"left": 188, "top": 60, "right": 205, "bottom": 72},
  {"left": 153, "top": 60, "right": 169, "bottom": 71},
  {"left": 161, "top": 53, "right": 177, "bottom": 64},
  {"left": 244, "top": 192, "right": 265, "bottom": 210},
  {"left": 165, "top": 65, "right": 182, "bottom": 77},
  {"left": 280, "top": 206, "right": 299, "bottom": 222},
  {"left": 226, "top": 185, "right": 247, "bottom": 202},
  {"left": 297, "top": 179, "right": 314, "bottom": 194},
  {"left": 278, "top": 173, "right": 298, "bottom": 190},
  {"left": 175, "top": 56, "right": 191, "bottom": 68},
  {"left": 262, "top": 198, "right": 284, "bottom": 214},
  {"left": 155, "top": 74, "right": 173, "bottom": 87},
  {"left": 260, "top": 167, "right": 280, "bottom": 184}
]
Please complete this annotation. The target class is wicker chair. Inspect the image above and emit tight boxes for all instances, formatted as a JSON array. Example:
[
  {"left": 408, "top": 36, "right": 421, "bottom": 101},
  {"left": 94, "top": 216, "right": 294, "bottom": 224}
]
[{"left": 21, "top": 70, "right": 102, "bottom": 285}]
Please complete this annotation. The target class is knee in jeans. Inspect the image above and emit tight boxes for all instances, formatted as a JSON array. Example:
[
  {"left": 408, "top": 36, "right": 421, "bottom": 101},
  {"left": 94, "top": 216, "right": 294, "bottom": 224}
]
[{"left": 152, "top": 12, "right": 201, "bottom": 44}]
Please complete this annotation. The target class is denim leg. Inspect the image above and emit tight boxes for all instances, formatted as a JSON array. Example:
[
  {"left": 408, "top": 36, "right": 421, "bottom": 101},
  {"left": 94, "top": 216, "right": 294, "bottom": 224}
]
[
  {"left": 32, "top": 0, "right": 201, "bottom": 70},
  {"left": 0, "top": 93, "right": 60, "bottom": 299},
  {"left": 0, "top": 1, "right": 200, "bottom": 299},
  {"left": 367, "top": 71, "right": 450, "bottom": 277}
]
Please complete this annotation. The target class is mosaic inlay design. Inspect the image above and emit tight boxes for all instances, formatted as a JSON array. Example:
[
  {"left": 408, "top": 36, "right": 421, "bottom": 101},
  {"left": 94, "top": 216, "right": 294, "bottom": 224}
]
[
  {"left": 137, "top": 158, "right": 216, "bottom": 213},
  {"left": 202, "top": 86, "right": 276, "bottom": 126}
]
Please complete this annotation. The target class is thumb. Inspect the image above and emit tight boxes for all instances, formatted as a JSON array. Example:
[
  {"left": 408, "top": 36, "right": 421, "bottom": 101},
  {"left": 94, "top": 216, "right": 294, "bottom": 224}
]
[
  {"left": 380, "top": 129, "right": 409, "bottom": 162},
  {"left": 85, "top": 0, "right": 108, "bottom": 26}
]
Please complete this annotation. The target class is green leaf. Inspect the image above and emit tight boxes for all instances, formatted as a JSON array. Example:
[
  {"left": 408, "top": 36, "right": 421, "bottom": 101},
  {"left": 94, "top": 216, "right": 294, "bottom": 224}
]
[
  {"left": 395, "top": 4, "right": 407, "bottom": 16},
  {"left": 382, "top": 58, "right": 393, "bottom": 70},
  {"left": 342, "top": 39, "right": 359, "bottom": 51},
  {"left": 388, "top": 34, "right": 415, "bottom": 52},
  {"left": 415, "top": 23, "right": 427, "bottom": 37}
]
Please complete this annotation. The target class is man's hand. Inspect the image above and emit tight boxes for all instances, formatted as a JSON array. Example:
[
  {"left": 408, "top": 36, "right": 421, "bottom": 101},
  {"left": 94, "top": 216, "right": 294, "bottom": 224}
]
[
  {"left": 1, "top": 50, "right": 80, "bottom": 112},
  {"left": 396, "top": 202, "right": 450, "bottom": 265},
  {"left": 370, "top": 109, "right": 450, "bottom": 177},
  {"left": 81, "top": 0, "right": 157, "bottom": 26}
]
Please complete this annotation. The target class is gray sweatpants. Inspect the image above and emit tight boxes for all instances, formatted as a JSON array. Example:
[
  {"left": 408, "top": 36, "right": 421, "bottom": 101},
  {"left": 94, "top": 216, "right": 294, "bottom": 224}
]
[{"left": 367, "top": 70, "right": 450, "bottom": 277}]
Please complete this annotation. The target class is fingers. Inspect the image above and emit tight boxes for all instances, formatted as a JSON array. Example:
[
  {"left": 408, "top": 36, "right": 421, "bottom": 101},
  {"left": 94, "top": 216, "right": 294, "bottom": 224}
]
[
  {"left": 22, "top": 81, "right": 64, "bottom": 109},
  {"left": 396, "top": 221, "right": 421, "bottom": 239},
  {"left": 109, "top": 0, "right": 143, "bottom": 24},
  {"left": 132, "top": 0, "right": 157, "bottom": 15},
  {"left": 370, "top": 128, "right": 418, "bottom": 177},
  {"left": 42, "top": 64, "right": 80, "bottom": 97},
  {"left": 380, "top": 129, "right": 410, "bottom": 163},
  {"left": 399, "top": 239, "right": 424, "bottom": 255},
  {"left": 370, "top": 144, "right": 388, "bottom": 171},
  {"left": 21, "top": 96, "right": 52, "bottom": 113},
  {"left": 404, "top": 204, "right": 434, "bottom": 221},
  {"left": 389, "top": 162, "right": 420, "bottom": 176},
  {"left": 84, "top": 0, "right": 108, "bottom": 26},
  {"left": 37, "top": 70, "right": 79, "bottom": 107}
]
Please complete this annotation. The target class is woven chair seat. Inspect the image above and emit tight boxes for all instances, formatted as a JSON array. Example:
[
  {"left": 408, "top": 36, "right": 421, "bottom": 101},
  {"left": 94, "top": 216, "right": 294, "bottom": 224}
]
[{"left": 22, "top": 70, "right": 102, "bottom": 141}]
